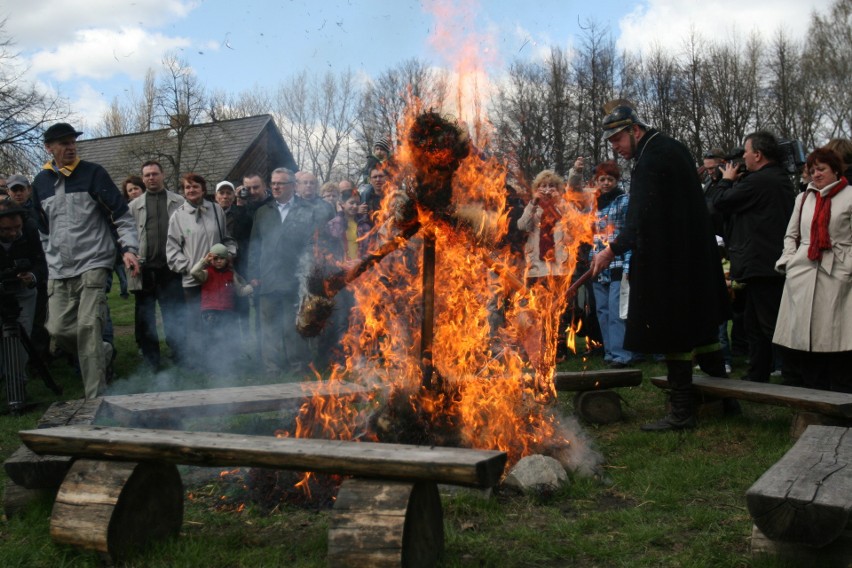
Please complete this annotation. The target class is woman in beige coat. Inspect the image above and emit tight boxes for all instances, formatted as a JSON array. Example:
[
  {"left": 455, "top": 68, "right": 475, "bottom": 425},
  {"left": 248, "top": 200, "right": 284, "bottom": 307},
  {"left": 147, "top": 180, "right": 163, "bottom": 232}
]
[{"left": 773, "top": 147, "right": 852, "bottom": 392}]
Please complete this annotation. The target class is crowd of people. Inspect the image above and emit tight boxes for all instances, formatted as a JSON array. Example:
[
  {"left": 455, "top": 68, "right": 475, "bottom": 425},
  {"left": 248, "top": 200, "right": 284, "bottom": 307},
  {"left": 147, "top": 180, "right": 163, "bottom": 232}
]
[{"left": 0, "top": 115, "right": 849, "bottom": 431}]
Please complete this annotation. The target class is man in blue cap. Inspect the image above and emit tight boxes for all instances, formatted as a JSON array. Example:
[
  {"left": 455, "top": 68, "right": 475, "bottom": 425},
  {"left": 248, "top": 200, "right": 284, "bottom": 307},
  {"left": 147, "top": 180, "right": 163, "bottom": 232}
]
[{"left": 32, "top": 123, "right": 140, "bottom": 399}]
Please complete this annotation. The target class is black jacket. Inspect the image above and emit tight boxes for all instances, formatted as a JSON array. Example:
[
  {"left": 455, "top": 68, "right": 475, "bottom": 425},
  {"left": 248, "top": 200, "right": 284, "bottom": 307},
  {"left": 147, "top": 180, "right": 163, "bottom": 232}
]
[
  {"left": 610, "top": 129, "right": 729, "bottom": 353},
  {"left": 711, "top": 163, "right": 795, "bottom": 281}
]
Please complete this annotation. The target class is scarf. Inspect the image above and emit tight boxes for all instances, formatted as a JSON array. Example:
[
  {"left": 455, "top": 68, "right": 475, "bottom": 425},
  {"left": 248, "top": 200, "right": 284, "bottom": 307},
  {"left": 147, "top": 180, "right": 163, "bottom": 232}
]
[
  {"left": 537, "top": 200, "right": 560, "bottom": 262},
  {"left": 806, "top": 177, "right": 847, "bottom": 261}
]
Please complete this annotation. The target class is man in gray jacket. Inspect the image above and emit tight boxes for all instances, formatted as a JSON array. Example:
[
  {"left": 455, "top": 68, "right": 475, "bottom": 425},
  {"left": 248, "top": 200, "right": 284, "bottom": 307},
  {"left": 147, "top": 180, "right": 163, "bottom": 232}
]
[
  {"left": 32, "top": 123, "right": 140, "bottom": 399},
  {"left": 130, "top": 160, "right": 185, "bottom": 369}
]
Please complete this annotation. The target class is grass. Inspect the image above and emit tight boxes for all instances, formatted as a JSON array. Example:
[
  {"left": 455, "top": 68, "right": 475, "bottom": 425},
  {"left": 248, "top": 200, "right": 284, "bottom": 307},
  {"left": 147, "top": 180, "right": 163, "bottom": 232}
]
[{"left": 0, "top": 288, "right": 802, "bottom": 567}]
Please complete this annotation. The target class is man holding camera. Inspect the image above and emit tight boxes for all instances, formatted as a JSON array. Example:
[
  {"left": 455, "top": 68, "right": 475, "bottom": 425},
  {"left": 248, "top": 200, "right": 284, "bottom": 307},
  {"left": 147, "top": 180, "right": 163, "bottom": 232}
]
[
  {"left": 0, "top": 200, "right": 47, "bottom": 409},
  {"left": 711, "top": 131, "right": 796, "bottom": 383}
]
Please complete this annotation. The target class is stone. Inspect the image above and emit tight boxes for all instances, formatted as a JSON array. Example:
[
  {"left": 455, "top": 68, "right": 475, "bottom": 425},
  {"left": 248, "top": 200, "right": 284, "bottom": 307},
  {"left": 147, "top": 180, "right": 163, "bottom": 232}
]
[{"left": 502, "top": 455, "right": 568, "bottom": 493}]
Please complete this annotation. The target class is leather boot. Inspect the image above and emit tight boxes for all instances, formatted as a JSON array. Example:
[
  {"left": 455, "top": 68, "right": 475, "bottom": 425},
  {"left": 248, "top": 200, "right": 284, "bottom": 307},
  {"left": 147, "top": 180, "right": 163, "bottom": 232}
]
[
  {"left": 695, "top": 350, "right": 741, "bottom": 416},
  {"left": 641, "top": 360, "right": 697, "bottom": 431}
]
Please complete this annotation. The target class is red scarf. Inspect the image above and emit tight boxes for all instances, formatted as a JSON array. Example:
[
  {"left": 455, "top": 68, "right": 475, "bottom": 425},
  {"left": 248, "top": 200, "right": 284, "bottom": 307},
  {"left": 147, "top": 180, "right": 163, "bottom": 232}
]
[
  {"left": 807, "top": 177, "right": 847, "bottom": 261},
  {"left": 538, "top": 202, "right": 560, "bottom": 262}
]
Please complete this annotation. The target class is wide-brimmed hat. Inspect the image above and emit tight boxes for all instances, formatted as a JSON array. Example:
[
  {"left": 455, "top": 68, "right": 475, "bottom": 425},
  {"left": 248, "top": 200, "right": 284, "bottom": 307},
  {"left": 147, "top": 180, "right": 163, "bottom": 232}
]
[{"left": 43, "top": 123, "right": 83, "bottom": 143}]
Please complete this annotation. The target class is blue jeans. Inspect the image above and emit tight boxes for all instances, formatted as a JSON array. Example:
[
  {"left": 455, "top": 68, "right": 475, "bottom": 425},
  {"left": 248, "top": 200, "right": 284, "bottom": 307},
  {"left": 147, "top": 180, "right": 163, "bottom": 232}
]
[{"left": 593, "top": 280, "right": 635, "bottom": 364}]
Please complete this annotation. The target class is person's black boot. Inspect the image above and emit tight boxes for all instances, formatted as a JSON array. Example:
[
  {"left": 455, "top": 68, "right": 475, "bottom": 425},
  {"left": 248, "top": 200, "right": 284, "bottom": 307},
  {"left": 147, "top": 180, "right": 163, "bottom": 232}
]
[
  {"left": 695, "top": 349, "right": 741, "bottom": 416},
  {"left": 641, "top": 360, "right": 697, "bottom": 431}
]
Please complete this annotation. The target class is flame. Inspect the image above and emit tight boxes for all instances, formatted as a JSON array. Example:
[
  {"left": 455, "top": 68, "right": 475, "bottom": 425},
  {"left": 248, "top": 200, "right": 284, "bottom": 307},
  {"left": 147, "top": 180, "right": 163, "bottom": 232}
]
[
  {"left": 281, "top": 104, "right": 595, "bottom": 473},
  {"left": 279, "top": 6, "right": 597, "bottom": 477}
]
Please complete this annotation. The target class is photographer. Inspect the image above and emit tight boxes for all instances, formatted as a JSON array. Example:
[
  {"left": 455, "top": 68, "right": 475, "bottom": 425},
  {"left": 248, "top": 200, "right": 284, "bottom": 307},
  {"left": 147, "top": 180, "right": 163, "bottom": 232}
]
[
  {"left": 711, "top": 131, "right": 795, "bottom": 383},
  {"left": 0, "top": 200, "right": 47, "bottom": 394}
]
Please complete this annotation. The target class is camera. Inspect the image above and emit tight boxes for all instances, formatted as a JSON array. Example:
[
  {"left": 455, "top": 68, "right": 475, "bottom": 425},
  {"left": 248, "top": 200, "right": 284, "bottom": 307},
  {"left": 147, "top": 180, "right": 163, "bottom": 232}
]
[
  {"left": 0, "top": 259, "right": 30, "bottom": 295},
  {"left": 778, "top": 139, "right": 806, "bottom": 176}
]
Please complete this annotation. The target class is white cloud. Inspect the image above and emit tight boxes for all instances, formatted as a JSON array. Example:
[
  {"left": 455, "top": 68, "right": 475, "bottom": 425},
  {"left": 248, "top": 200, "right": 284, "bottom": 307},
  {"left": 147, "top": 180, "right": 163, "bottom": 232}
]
[
  {"left": 67, "top": 82, "right": 112, "bottom": 130},
  {"left": 4, "top": 0, "right": 197, "bottom": 50},
  {"left": 29, "top": 27, "right": 191, "bottom": 81},
  {"left": 616, "top": 0, "right": 835, "bottom": 56}
]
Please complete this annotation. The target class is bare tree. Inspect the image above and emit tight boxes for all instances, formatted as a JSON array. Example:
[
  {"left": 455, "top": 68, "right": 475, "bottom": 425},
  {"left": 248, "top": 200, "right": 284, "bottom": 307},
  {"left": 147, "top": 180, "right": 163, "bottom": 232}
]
[
  {"left": 803, "top": 0, "right": 852, "bottom": 139},
  {"left": 571, "top": 21, "right": 620, "bottom": 164},
  {"left": 357, "top": 58, "right": 447, "bottom": 174},
  {"left": 491, "top": 60, "right": 550, "bottom": 184},
  {"left": 0, "top": 20, "right": 68, "bottom": 172},
  {"left": 701, "top": 34, "right": 762, "bottom": 151}
]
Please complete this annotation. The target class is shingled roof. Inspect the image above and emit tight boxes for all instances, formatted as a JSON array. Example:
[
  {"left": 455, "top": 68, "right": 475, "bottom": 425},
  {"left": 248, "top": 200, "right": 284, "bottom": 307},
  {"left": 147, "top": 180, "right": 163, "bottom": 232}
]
[{"left": 76, "top": 114, "right": 297, "bottom": 192}]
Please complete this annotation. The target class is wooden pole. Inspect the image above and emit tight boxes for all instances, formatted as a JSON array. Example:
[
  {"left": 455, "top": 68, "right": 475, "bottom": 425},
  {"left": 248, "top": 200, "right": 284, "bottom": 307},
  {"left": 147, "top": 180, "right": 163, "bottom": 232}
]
[{"left": 421, "top": 231, "right": 436, "bottom": 390}]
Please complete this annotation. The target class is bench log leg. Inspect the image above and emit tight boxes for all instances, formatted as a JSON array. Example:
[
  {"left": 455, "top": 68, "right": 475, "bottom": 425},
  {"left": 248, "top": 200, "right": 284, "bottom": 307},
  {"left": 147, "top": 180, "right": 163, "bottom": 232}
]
[
  {"left": 50, "top": 459, "right": 183, "bottom": 563},
  {"left": 3, "top": 479, "right": 55, "bottom": 519},
  {"left": 328, "top": 478, "right": 443, "bottom": 568},
  {"left": 752, "top": 524, "right": 852, "bottom": 567},
  {"left": 573, "top": 391, "right": 622, "bottom": 424},
  {"left": 790, "top": 412, "right": 851, "bottom": 439}
]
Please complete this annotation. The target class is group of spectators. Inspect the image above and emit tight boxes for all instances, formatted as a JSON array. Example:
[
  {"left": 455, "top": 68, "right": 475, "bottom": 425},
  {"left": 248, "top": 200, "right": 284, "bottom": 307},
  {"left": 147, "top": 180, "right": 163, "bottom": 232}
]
[
  {"left": 0, "top": 116, "right": 849, "bottom": 433},
  {"left": 0, "top": 127, "right": 399, "bottom": 407}
]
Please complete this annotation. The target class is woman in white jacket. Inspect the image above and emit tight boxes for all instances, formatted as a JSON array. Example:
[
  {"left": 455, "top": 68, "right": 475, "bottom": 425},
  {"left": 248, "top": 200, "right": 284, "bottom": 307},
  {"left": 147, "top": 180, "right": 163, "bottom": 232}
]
[{"left": 773, "top": 147, "right": 852, "bottom": 392}]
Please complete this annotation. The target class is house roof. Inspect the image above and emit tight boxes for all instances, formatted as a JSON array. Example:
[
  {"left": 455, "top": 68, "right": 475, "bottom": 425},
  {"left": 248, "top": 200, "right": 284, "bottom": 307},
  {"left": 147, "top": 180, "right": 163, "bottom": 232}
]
[{"left": 76, "top": 114, "right": 295, "bottom": 190}]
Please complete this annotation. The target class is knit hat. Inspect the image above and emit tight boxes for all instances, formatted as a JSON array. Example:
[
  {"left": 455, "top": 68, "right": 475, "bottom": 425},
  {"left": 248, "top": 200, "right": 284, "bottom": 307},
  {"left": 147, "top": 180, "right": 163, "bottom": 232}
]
[
  {"left": 209, "top": 243, "right": 230, "bottom": 258},
  {"left": 374, "top": 137, "right": 391, "bottom": 154}
]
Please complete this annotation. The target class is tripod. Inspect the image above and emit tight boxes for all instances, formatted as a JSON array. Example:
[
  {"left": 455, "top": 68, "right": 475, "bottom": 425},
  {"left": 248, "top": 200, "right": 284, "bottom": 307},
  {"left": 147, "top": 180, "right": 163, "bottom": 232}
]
[{"left": 0, "top": 293, "right": 62, "bottom": 414}]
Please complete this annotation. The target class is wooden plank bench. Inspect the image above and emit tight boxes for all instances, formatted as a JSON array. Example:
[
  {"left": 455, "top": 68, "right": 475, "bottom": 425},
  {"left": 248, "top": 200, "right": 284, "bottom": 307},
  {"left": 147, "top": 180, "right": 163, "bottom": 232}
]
[
  {"left": 20, "top": 424, "right": 507, "bottom": 566},
  {"left": 650, "top": 375, "right": 852, "bottom": 435},
  {"left": 3, "top": 381, "right": 372, "bottom": 518},
  {"left": 555, "top": 369, "right": 642, "bottom": 424},
  {"left": 3, "top": 398, "right": 102, "bottom": 518},
  {"left": 746, "top": 425, "right": 852, "bottom": 566},
  {"left": 100, "top": 381, "right": 373, "bottom": 428}
]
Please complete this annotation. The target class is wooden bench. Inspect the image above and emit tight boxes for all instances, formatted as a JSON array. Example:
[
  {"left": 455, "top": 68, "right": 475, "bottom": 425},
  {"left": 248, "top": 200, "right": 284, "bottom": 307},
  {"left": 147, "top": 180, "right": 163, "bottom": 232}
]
[
  {"left": 2, "top": 381, "right": 372, "bottom": 518},
  {"left": 650, "top": 375, "right": 852, "bottom": 436},
  {"left": 100, "top": 381, "right": 373, "bottom": 428},
  {"left": 556, "top": 369, "right": 642, "bottom": 424},
  {"left": 2, "top": 398, "right": 103, "bottom": 518},
  {"left": 746, "top": 425, "right": 852, "bottom": 566},
  {"left": 20, "top": 424, "right": 507, "bottom": 566}
]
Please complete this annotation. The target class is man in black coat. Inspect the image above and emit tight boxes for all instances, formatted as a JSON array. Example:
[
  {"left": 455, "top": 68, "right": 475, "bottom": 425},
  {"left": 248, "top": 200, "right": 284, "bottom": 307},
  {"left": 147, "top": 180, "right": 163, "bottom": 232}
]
[
  {"left": 711, "top": 131, "right": 795, "bottom": 383},
  {"left": 591, "top": 104, "right": 731, "bottom": 431}
]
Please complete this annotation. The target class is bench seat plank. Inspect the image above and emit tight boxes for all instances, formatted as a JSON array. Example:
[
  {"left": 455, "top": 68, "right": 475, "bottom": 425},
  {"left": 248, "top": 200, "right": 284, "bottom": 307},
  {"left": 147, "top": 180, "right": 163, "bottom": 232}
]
[
  {"left": 746, "top": 425, "right": 852, "bottom": 547},
  {"left": 554, "top": 369, "right": 642, "bottom": 392},
  {"left": 650, "top": 376, "right": 852, "bottom": 418},
  {"left": 100, "top": 381, "right": 372, "bottom": 426},
  {"left": 20, "top": 425, "right": 507, "bottom": 488}
]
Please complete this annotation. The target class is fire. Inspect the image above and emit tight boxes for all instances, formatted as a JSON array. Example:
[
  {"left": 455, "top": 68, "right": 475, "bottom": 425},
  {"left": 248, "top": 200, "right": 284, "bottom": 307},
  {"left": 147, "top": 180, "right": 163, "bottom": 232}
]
[{"left": 282, "top": 105, "right": 594, "bottom": 472}]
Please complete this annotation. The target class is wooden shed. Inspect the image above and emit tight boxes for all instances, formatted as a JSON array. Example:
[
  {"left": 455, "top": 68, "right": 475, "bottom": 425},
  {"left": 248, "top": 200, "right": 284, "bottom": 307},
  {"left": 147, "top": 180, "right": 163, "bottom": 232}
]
[{"left": 76, "top": 115, "right": 297, "bottom": 193}]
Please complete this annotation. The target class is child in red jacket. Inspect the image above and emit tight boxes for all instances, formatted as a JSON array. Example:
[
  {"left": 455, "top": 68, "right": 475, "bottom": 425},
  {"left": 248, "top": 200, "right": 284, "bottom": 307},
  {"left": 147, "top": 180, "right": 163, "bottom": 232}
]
[{"left": 190, "top": 243, "right": 253, "bottom": 370}]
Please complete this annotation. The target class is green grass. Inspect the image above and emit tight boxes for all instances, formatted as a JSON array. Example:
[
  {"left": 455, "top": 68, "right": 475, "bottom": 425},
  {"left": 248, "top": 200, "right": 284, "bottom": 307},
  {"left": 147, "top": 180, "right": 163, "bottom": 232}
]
[{"left": 0, "top": 288, "right": 801, "bottom": 567}]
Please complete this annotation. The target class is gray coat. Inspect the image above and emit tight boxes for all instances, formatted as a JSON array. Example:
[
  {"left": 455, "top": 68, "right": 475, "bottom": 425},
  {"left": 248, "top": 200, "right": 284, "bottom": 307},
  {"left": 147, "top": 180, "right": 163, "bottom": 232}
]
[
  {"left": 773, "top": 181, "right": 852, "bottom": 352},
  {"left": 166, "top": 199, "right": 235, "bottom": 288}
]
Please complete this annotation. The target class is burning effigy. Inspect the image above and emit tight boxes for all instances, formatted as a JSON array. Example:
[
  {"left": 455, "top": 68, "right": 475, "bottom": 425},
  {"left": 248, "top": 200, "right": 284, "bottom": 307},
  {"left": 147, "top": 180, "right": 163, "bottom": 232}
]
[{"left": 289, "top": 108, "right": 601, "bottom": 475}]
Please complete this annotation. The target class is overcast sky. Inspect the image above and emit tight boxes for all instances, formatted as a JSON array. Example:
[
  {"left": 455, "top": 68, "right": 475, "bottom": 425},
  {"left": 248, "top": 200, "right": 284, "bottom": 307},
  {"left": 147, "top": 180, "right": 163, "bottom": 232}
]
[{"left": 1, "top": 0, "right": 835, "bottom": 127}]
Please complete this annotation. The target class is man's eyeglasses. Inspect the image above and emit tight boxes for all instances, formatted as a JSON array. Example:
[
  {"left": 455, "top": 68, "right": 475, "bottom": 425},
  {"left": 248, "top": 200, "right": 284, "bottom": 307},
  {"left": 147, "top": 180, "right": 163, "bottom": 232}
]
[{"left": 270, "top": 182, "right": 294, "bottom": 187}]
